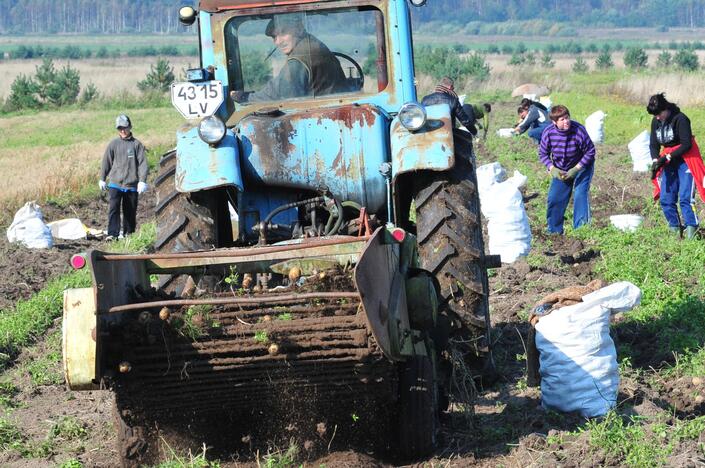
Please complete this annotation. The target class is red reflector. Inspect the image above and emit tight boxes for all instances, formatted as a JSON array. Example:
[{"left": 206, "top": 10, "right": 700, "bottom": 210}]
[
  {"left": 391, "top": 228, "right": 406, "bottom": 243},
  {"left": 70, "top": 254, "right": 86, "bottom": 270}
]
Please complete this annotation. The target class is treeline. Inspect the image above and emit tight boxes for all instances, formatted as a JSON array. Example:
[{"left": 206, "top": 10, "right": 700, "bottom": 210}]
[
  {"left": 0, "top": 0, "right": 194, "bottom": 34},
  {"left": 412, "top": 0, "right": 705, "bottom": 27},
  {"left": 8, "top": 44, "right": 198, "bottom": 60},
  {"left": 4, "top": 0, "right": 705, "bottom": 34}
]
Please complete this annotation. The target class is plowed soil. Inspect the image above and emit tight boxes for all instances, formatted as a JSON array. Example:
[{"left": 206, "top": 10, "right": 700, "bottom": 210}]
[{"left": 0, "top": 134, "right": 702, "bottom": 467}]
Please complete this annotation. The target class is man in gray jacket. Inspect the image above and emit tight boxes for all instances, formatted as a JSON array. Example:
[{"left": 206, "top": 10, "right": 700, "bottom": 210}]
[{"left": 99, "top": 115, "right": 148, "bottom": 239}]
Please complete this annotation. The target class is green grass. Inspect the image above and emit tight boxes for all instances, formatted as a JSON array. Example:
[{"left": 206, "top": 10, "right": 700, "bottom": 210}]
[
  {"left": 580, "top": 413, "right": 705, "bottom": 467},
  {"left": 0, "top": 222, "right": 156, "bottom": 370}
]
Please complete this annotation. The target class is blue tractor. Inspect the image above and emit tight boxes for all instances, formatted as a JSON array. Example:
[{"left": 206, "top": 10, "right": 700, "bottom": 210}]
[{"left": 62, "top": 0, "right": 498, "bottom": 465}]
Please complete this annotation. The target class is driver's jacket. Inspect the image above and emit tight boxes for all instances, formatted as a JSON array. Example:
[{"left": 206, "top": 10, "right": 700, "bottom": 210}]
[{"left": 251, "top": 33, "right": 347, "bottom": 101}]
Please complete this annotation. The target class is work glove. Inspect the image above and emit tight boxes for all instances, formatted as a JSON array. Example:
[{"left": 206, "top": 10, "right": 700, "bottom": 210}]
[
  {"left": 650, "top": 156, "right": 668, "bottom": 180},
  {"left": 137, "top": 182, "right": 148, "bottom": 194},
  {"left": 98, "top": 180, "right": 106, "bottom": 191},
  {"left": 564, "top": 165, "right": 581, "bottom": 181},
  {"left": 549, "top": 166, "right": 564, "bottom": 179}
]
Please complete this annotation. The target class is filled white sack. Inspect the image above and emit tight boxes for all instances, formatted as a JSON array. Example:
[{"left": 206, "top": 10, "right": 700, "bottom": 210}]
[{"left": 535, "top": 281, "right": 642, "bottom": 417}]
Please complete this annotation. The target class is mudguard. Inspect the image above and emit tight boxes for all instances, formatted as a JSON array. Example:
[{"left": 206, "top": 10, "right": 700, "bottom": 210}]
[
  {"left": 390, "top": 103, "right": 455, "bottom": 182},
  {"left": 175, "top": 125, "right": 243, "bottom": 193}
]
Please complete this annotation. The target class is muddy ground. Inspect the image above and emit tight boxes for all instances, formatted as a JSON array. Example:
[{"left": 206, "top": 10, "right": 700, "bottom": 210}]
[{"left": 0, "top": 137, "right": 702, "bottom": 467}]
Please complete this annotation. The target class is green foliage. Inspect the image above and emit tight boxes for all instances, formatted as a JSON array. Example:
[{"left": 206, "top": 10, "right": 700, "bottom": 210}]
[
  {"left": 254, "top": 330, "right": 269, "bottom": 343},
  {"left": 674, "top": 49, "right": 699, "bottom": 71},
  {"left": 656, "top": 50, "right": 672, "bottom": 68},
  {"left": 584, "top": 413, "right": 670, "bottom": 466},
  {"left": 623, "top": 47, "right": 648, "bottom": 69},
  {"left": 595, "top": 51, "right": 614, "bottom": 70},
  {"left": 49, "top": 416, "right": 87, "bottom": 441},
  {"left": 4, "top": 74, "right": 40, "bottom": 111},
  {"left": 0, "top": 381, "right": 20, "bottom": 408},
  {"left": 508, "top": 52, "right": 525, "bottom": 66},
  {"left": 540, "top": 52, "right": 555, "bottom": 68},
  {"left": 3, "top": 58, "right": 80, "bottom": 111},
  {"left": 138, "top": 58, "right": 175, "bottom": 93},
  {"left": 241, "top": 50, "right": 273, "bottom": 91},
  {"left": 571, "top": 57, "right": 589, "bottom": 73},
  {"left": 0, "top": 418, "right": 24, "bottom": 451},
  {"left": 59, "top": 459, "right": 83, "bottom": 468},
  {"left": 259, "top": 441, "right": 299, "bottom": 468},
  {"left": 414, "top": 46, "right": 489, "bottom": 80},
  {"left": 79, "top": 83, "right": 99, "bottom": 105}
]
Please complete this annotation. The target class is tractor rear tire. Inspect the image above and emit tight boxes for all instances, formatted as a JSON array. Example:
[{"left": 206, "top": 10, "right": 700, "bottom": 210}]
[
  {"left": 413, "top": 139, "right": 492, "bottom": 356},
  {"left": 154, "top": 150, "right": 232, "bottom": 253},
  {"left": 397, "top": 355, "right": 439, "bottom": 460},
  {"left": 153, "top": 150, "right": 233, "bottom": 292}
]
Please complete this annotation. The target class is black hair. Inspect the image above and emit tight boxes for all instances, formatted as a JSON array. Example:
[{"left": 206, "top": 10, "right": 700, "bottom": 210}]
[
  {"left": 519, "top": 98, "right": 533, "bottom": 109},
  {"left": 483, "top": 103, "right": 492, "bottom": 113},
  {"left": 646, "top": 92, "right": 671, "bottom": 115}
]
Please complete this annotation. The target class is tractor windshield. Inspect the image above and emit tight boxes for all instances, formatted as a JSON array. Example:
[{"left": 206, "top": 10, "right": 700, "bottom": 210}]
[{"left": 224, "top": 6, "right": 386, "bottom": 106}]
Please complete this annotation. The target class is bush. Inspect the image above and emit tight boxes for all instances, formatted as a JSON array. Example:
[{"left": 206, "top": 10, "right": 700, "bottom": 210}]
[
  {"left": 95, "top": 46, "right": 109, "bottom": 59},
  {"left": 138, "top": 58, "right": 175, "bottom": 93},
  {"left": 159, "top": 45, "right": 179, "bottom": 56},
  {"left": 586, "top": 43, "right": 599, "bottom": 53},
  {"left": 595, "top": 51, "right": 614, "bottom": 70},
  {"left": 674, "top": 49, "right": 699, "bottom": 71},
  {"left": 4, "top": 74, "right": 40, "bottom": 111},
  {"left": 486, "top": 44, "right": 500, "bottom": 54},
  {"left": 508, "top": 52, "right": 525, "bottom": 66},
  {"left": 572, "top": 56, "right": 589, "bottom": 73},
  {"left": 624, "top": 47, "right": 648, "bottom": 69},
  {"left": 414, "top": 46, "right": 489, "bottom": 81},
  {"left": 540, "top": 52, "right": 555, "bottom": 68},
  {"left": 79, "top": 83, "right": 99, "bottom": 105},
  {"left": 656, "top": 50, "right": 672, "bottom": 68}
]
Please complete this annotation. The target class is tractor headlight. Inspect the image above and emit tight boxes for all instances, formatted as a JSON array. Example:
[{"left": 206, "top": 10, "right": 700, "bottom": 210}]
[
  {"left": 198, "top": 116, "right": 226, "bottom": 145},
  {"left": 399, "top": 102, "right": 427, "bottom": 131}
]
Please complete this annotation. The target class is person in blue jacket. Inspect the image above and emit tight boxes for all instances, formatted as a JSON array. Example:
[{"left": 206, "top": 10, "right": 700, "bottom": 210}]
[{"left": 514, "top": 98, "right": 550, "bottom": 143}]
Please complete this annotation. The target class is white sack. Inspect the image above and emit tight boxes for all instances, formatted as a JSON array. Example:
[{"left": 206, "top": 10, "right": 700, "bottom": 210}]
[
  {"left": 7, "top": 201, "right": 53, "bottom": 248},
  {"left": 609, "top": 214, "right": 644, "bottom": 232},
  {"left": 628, "top": 130, "right": 653, "bottom": 172},
  {"left": 476, "top": 162, "right": 506, "bottom": 194},
  {"left": 535, "top": 281, "right": 642, "bottom": 418},
  {"left": 497, "top": 128, "right": 515, "bottom": 138},
  {"left": 47, "top": 218, "right": 88, "bottom": 240},
  {"left": 479, "top": 175, "right": 532, "bottom": 263},
  {"left": 585, "top": 110, "right": 606, "bottom": 144}
]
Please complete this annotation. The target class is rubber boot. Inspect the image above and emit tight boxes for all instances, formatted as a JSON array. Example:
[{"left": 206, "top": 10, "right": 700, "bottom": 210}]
[
  {"left": 669, "top": 225, "right": 681, "bottom": 237},
  {"left": 685, "top": 225, "right": 697, "bottom": 239}
]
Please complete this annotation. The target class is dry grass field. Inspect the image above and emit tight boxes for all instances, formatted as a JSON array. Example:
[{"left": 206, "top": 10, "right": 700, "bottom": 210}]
[{"left": 0, "top": 57, "right": 198, "bottom": 99}]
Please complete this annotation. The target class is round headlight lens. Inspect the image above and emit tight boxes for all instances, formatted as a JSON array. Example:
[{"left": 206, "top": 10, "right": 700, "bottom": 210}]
[
  {"left": 399, "top": 102, "right": 427, "bottom": 131},
  {"left": 198, "top": 116, "right": 226, "bottom": 145},
  {"left": 409, "top": 0, "right": 427, "bottom": 6}
]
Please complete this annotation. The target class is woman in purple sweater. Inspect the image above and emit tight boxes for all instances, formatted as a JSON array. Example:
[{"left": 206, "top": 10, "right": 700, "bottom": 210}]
[{"left": 538, "top": 105, "right": 596, "bottom": 234}]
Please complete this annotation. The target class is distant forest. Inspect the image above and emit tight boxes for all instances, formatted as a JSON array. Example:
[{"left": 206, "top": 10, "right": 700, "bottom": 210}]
[{"left": 3, "top": 0, "right": 705, "bottom": 34}]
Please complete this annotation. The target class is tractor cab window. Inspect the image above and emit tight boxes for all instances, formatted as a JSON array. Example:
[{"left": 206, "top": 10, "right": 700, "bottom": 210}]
[{"left": 225, "top": 7, "right": 386, "bottom": 106}]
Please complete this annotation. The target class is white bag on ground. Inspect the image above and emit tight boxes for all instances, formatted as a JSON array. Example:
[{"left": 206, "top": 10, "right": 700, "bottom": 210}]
[
  {"left": 477, "top": 163, "right": 532, "bottom": 263},
  {"left": 585, "top": 110, "right": 606, "bottom": 144},
  {"left": 47, "top": 218, "right": 88, "bottom": 240},
  {"left": 476, "top": 162, "right": 506, "bottom": 193},
  {"left": 535, "top": 281, "right": 642, "bottom": 418},
  {"left": 6, "top": 201, "right": 53, "bottom": 249},
  {"left": 628, "top": 130, "right": 653, "bottom": 172}
]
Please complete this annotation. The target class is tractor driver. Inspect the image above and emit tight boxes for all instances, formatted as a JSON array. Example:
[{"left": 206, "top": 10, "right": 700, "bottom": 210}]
[{"left": 235, "top": 14, "right": 347, "bottom": 103}]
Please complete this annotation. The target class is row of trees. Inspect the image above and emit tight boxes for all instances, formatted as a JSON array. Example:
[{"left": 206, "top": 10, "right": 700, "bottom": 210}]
[
  {"left": 7, "top": 44, "right": 198, "bottom": 60},
  {"left": 569, "top": 48, "right": 700, "bottom": 73},
  {"left": 3, "top": 58, "right": 176, "bottom": 112},
  {"left": 4, "top": 0, "right": 705, "bottom": 33},
  {"left": 412, "top": 0, "right": 705, "bottom": 28}
]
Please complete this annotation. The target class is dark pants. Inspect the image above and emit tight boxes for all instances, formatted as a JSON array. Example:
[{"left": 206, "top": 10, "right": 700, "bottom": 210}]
[
  {"left": 108, "top": 188, "right": 138, "bottom": 237},
  {"left": 528, "top": 121, "right": 551, "bottom": 143}
]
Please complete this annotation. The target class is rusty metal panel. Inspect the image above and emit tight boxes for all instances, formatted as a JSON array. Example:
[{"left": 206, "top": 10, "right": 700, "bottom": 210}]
[
  {"left": 239, "top": 104, "right": 388, "bottom": 212},
  {"left": 175, "top": 125, "right": 244, "bottom": 193},
  {"left": 390, "top": 103, "right": 455, "bottom": 181}
]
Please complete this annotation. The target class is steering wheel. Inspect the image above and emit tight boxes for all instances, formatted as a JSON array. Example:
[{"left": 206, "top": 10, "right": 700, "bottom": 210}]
[{"left": 333, "top": 52, "right": 364, "bottom": 92}]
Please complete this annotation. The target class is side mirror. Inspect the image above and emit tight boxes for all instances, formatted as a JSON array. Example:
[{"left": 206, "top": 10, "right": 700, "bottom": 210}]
[
  {"left": 408, "top": 0, "right": 427, "bottom": 6},
  {"left": 179, "top": 6, "right": 198, "bottom": 25}
]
